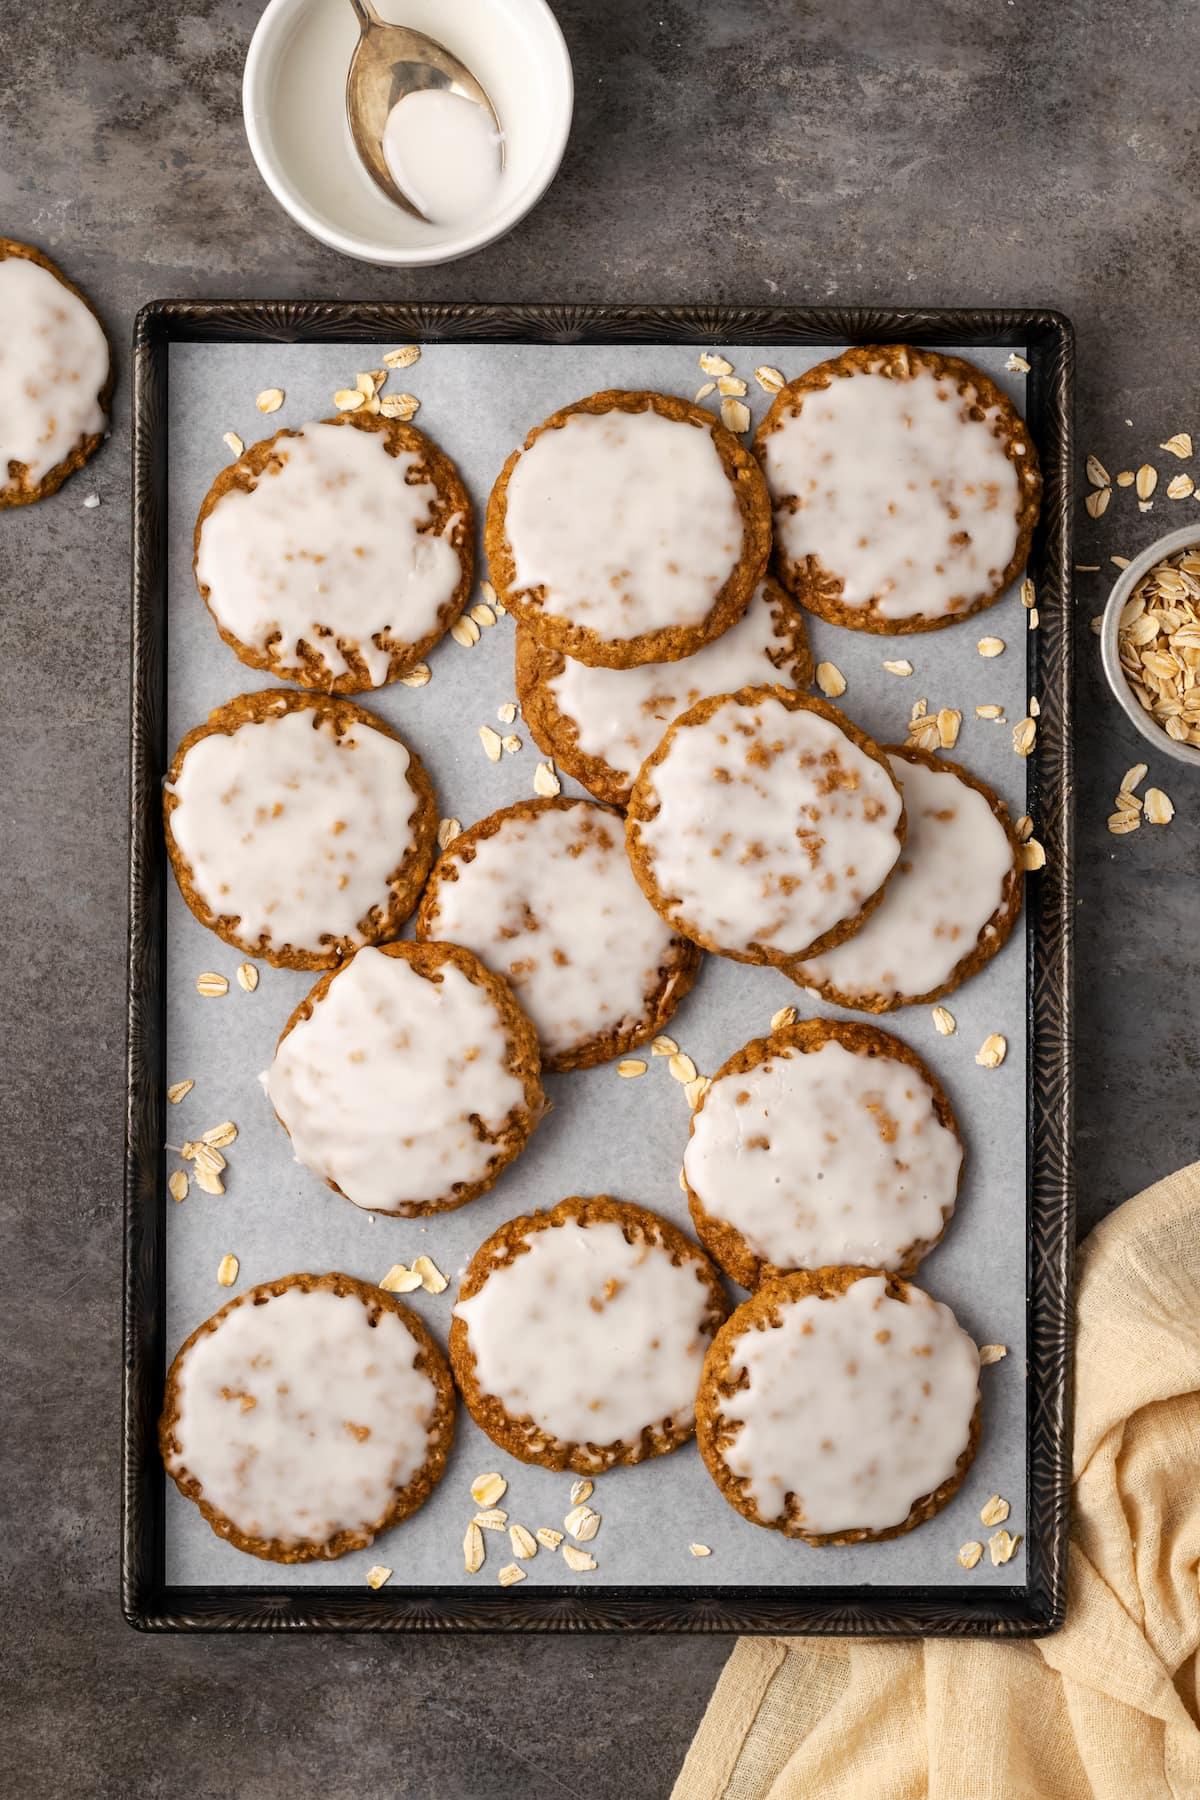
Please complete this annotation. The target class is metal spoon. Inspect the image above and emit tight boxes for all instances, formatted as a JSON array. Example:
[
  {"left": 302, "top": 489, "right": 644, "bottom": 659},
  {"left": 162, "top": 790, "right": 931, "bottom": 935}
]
[{"left": 345, "top": 1, "right": 503, "bottom": 222}]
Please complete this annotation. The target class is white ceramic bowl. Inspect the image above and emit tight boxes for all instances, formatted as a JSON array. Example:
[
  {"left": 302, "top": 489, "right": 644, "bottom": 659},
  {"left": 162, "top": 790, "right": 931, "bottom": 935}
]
[
  {"left": 1099, "top": 521, "right": 1200, "bottom": 769},
  {"left": 243, "top": 0, "right": 573, "bottom": 266}
]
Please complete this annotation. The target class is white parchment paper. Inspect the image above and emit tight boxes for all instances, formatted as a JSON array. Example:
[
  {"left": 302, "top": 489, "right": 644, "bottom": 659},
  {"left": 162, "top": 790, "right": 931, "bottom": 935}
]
[{"left": 163, "top": 341, "right": 1030, "bottom": 1590}]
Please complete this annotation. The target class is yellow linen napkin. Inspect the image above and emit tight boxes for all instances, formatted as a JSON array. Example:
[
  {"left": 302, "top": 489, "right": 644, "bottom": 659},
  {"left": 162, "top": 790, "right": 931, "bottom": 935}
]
[{"left": 673, "top": 1161, "right": 1200, "bottom": 1800}]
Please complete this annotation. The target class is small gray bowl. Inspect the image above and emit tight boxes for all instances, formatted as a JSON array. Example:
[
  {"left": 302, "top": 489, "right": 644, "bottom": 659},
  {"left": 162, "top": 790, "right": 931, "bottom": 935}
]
[{"left": 1100, "top": 521, "right": 1200, "bottom": 768}]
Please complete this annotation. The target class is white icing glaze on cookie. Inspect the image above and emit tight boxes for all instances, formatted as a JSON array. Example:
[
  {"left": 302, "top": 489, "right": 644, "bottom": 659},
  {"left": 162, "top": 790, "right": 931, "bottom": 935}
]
[
  {"left": 685, "top": 1037, "right": 962, "bottom": 1272},
  {"left": 761, "top": 357, "right": 1023, "bottom": 622},
  {"left": 631, "top": 690, "right": 903, "bottom": 962},
  {"left": 793, "top": 753, "right": 1015, "bottom": 1003},
  {"left": 266, "top": 947, "right": 531, "bottom": 1213},
  {"left": 503, "top": 406, "right": 744, "bottom": 640},
  {"left": 422, "top": 801, "right": 688, "bottom": 1064},
  {"left": 166, "top": 703, "right": 422, "bottom": 956},
  {"left": 165, "top": 1285, "right": 438, "bottom": 1547},
  {"left": 454, "top": 1216, "right": 714, "bottom": 1445},
  {"left": 720, "top": 1275, "right": 979, "bottom": 1534},
  {"left": 0, "top": 255, "right": 108, "bottom": 486},
  {"left": 195, "top": 421, "right": 463, "bottom": 687},
  {"left": 543, "top": 579, "right": 803, "bottom": 789}
]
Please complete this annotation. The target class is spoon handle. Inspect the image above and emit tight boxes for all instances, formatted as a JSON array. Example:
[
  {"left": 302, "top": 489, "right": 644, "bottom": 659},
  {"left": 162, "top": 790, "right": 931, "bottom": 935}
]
[{"left": 347, "top": 0, "right": 383, "bottom": 32}]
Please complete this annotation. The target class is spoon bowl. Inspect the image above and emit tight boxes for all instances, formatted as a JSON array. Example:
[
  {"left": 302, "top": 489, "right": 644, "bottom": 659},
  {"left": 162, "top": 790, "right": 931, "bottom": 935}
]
[{"left": 346, "top": 0, "right": 503, "bottom": 221}]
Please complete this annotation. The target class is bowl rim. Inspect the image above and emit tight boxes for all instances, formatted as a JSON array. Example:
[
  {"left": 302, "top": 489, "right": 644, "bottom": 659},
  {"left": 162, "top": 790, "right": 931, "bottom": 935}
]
[
  {"left": 1099, "top": 520, "right": 1200, "bottom": 768},
  {"left": 242, "top": 0, "right": 574, "bottom": 268}
]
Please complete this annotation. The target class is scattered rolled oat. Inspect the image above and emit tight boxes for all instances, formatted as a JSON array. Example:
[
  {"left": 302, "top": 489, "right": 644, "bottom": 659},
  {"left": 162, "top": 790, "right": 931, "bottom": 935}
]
[
  {"left": 333, "top": 388, "right": 364, "bottom": 412},
  {"left": 509, "top": 1524, "right": 538, "bottom": 1560},
  {"left": 699, "top": 351, "right": 733, "bottom": 376},
  {"left": 988, "top": 1529, "right": 1022, "bottom": 1566},
  {"left": 83, "top": 492, "right": 100, "bottom": 508},
  {"left": 533, "top": 761, "right": 561, "bottom": 797},
  {"left": 617, "top": 1059, "right": 648, "bottom": 1078},
  {"left": 168, "top": 1170, "right": 189, "bottom": 1203},
  {"left": 379, "top": 1264, "right": 423, "bottom": 1294},
  {"left": 437, "top": 817, "right": 462, "bottom": 851},
  {"left": 1144, "top": 786, "right": 1174, "bottom": 824},
  {"left": 815, "top": 660, "right": 847, "bottom": 698},
  {"left": 1005, "top": 353, "right": 1031, "bottom": 374},
  {"left": 1085, "top": 455, "right": 1111, "bottom": 489},
  {"left": 980, "top": 1494, "right": 1011, "bottom": 1527},
  {"left": 569, "top": 1478, "right": 593, "bottom": 1505},
  {"left": 1013, "top": 717, "right": 1037, "bottom": 757},
  {"left": 1084, "top": 488, "right": 1110, "bottom": 518},
  {"left": 365, "top": 1564, "right": 393, "bottom": 1589},
  {"left": 167, "top": 1079, "right": 194, "bottom": 1105},
  {"left": 1168, "top": 474, "right": 1196, "bottom": 500},
  {"left": 883, "top": 659, "right": 913, "bottom": 676},
  {"left": 1020, "top": 838, "right": 1046, "bottom": 871},
  {"left": 217, "top": 1254, "right": 239, "bottom": 1287},
  {"left": 222, "top": 431, "right": 245, "bottom": 458},
  {"left": 1136, "top": 463, "right": 1158, "bottom": 499},
  {"left": 399, "top": 662, "right": 432, "bottom": 688},
  {"left": 193, "top": 1143, "right": 226, "bottom": 1176},
  {"left": 501, "top": 735, "right": 522, "bottom": 755},
  {"left": 695, "top": 381, "right": 716, "bottom": 401},
  {"left": 1161, "top": 433, "right": 1193, "bottom": 459},
  {"left": 1108, "top": 810, "right": 1140, "bottom": 835},
  {"left": 536, "top": 1527, "right": 564, "bottom": 1551},
  {"left": 684, "top": 1075, "right": 711, "bottom": 1110},
  {"left": 668, "top": 1052, "right": 698, "bottom": 1084},
  {"left": 979, "top": 1344, "right": 1008, "bottom": 1365},
  {"left": 471, "top": 602, "right": 496, "bottom": 628},
  {"left": 471, "top": 1472, "right": 508, "bottom": 1508},
  {"left": 497, "top": 701, "right": 518, "bottom": 724},
  {"left": 233, "top": 961, "right": 259, "bottom": 995},
  {"left": 755, "top": 365, "right": 785, "bottom": 392},
  {"left": 478, "top": 724, "right": 503, "bottom": 763},
  {"left": 195, "top": 971, "right": 229, "bottom": 997},
  {"left": 1116, "top": 470, "right": 1135, "bottom": 486},
  {"left": 451, "top": 616, "right": 481, "bottom": 648},
  {"left": 561, "top": 1544, "right": 597, "bottom": 1572},
  {"left": 497, "top": 1562, "right": 526, "bottom": 1586},
  {"left": 474, "top": 1508, "right": 508, "bottom": 1530},
  {"left": 975, "top": 1034, "right": 1007, "bottom": 1069},
  {"left": 1021, "top": 578, "right": 1036, "bottom": 609},
  {"left": 976, "top": 704, "right": 1004, "bottom": 720},
  {"left": 771, "top": 1006, "right": 798, "bottom": 1031},
  {"left": 931, "top": 1006, "right": 956, "bottom": 1036},
  {"left": 978, "top": 637, "right": 1006, "bottom": 658},
  {"left": 957, "top": 1541, "right": 984, "bottom": 1569},
  {"left": 193, "top": 1163, "right": 225, "bottom": 1197},
  {"left": 1029, "top": 695, "right": 1040, "bottom": 718},
  {"left": 564, "top": 1504, "right": 601, "bottom": 1541},
  {"left": 379, "top": 393, "right": 419, "bottom": 421},
  {"left": 1028, "top": 608, "right": 1040, "bottom": 630},
  {"left": 1120, "top": 763, "right": 1148, "bottom": 795},
  {"left": 1090, "top": 615, "right": 1104, "bottom": 635},
  {"left": 720, "top": 397, "right": 751, "bottom": 435},
  {"left": 937, "top": 708, "right": 962, "bottom": 750},
  {"left": 1111, "top": 555, "right": 1130, "bottom": 569},
  {"left": 1014, "top": 814, "right": 1034, "bottom": 841},
  {"left": 689, "top": 1542, "right": 713, "bottom": 1557},
  {"left": 479, "top": 578, "right": 498, "bottom": 608},
  {"left": 202, "top": 1121, "right": 237, "bottom": 1149},
  {"left": 256, "top": 387, "right": 284, "bottom": 414},
  {"left": 651, "top": 1034, "right": 678, "bottom": 1056},
  {"left": 412, "top": 1254, "right": 447, "bottom": 1294},
  {"left": 383, "top": 345, "right": 421, "bottom": 369}
]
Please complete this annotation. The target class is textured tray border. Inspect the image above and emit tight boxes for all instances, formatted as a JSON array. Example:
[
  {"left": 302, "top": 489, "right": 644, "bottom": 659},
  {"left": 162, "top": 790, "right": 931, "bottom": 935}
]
[{"left": 125, "top": 301, "right": 1074, "bottom": 1634}]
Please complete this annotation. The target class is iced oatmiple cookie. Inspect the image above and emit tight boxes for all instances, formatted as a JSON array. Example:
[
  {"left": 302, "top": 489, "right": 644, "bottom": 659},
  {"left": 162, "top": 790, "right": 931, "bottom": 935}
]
[
  {"left": 415, "top": 797, "right": 701, "bottom": 1072},
  {"left": 450, "top": 1196, "right": 729, "bottom": 1474},
  {"left": 514, "top": 576, "right": 814, "bottom": 806},
  {"left": 0, "top": 238, "right": 111, "bottom": 507},
  {"left": 163, "top": 689, "right": 437, "bottom": 969},
  {"left": 754, "top": 345, "right": 1041, "bottom": 633},
  {"left": 696, "top": 1267, "right": 981, "bottom": 1545},
  {"left": 485, "top": 389, "right": 771, "bottom": 667},
  {"left": 194, "top": 413, "right": 473, "bottom": 690},
  {"left": 160, "top": 1272, "right": 456, "bottom": 1564},
  {"left": 790, "top": 746, "right": 1023, "bottom": 1011},
  {"left": 625, "top": 686, "right": 906, "bottom": 966},
  {"left": 683, "top": 1019, "right": 964, "bottom": 1288},
  {"left": 266, "top": 941, "right": 544, "bottom": 1217}
]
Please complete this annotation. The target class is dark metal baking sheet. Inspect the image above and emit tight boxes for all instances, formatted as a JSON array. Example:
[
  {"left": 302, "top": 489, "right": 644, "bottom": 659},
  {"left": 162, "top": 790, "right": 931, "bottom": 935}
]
[{"left": 125, "top": 301, "right": 1074, "bottom": 1634}]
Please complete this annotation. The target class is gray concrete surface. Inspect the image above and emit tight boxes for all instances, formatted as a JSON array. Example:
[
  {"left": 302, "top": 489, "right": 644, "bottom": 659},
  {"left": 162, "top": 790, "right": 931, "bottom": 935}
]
[{"left": 3, "top": 0, "right": 1199, "bottom": 1794}]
